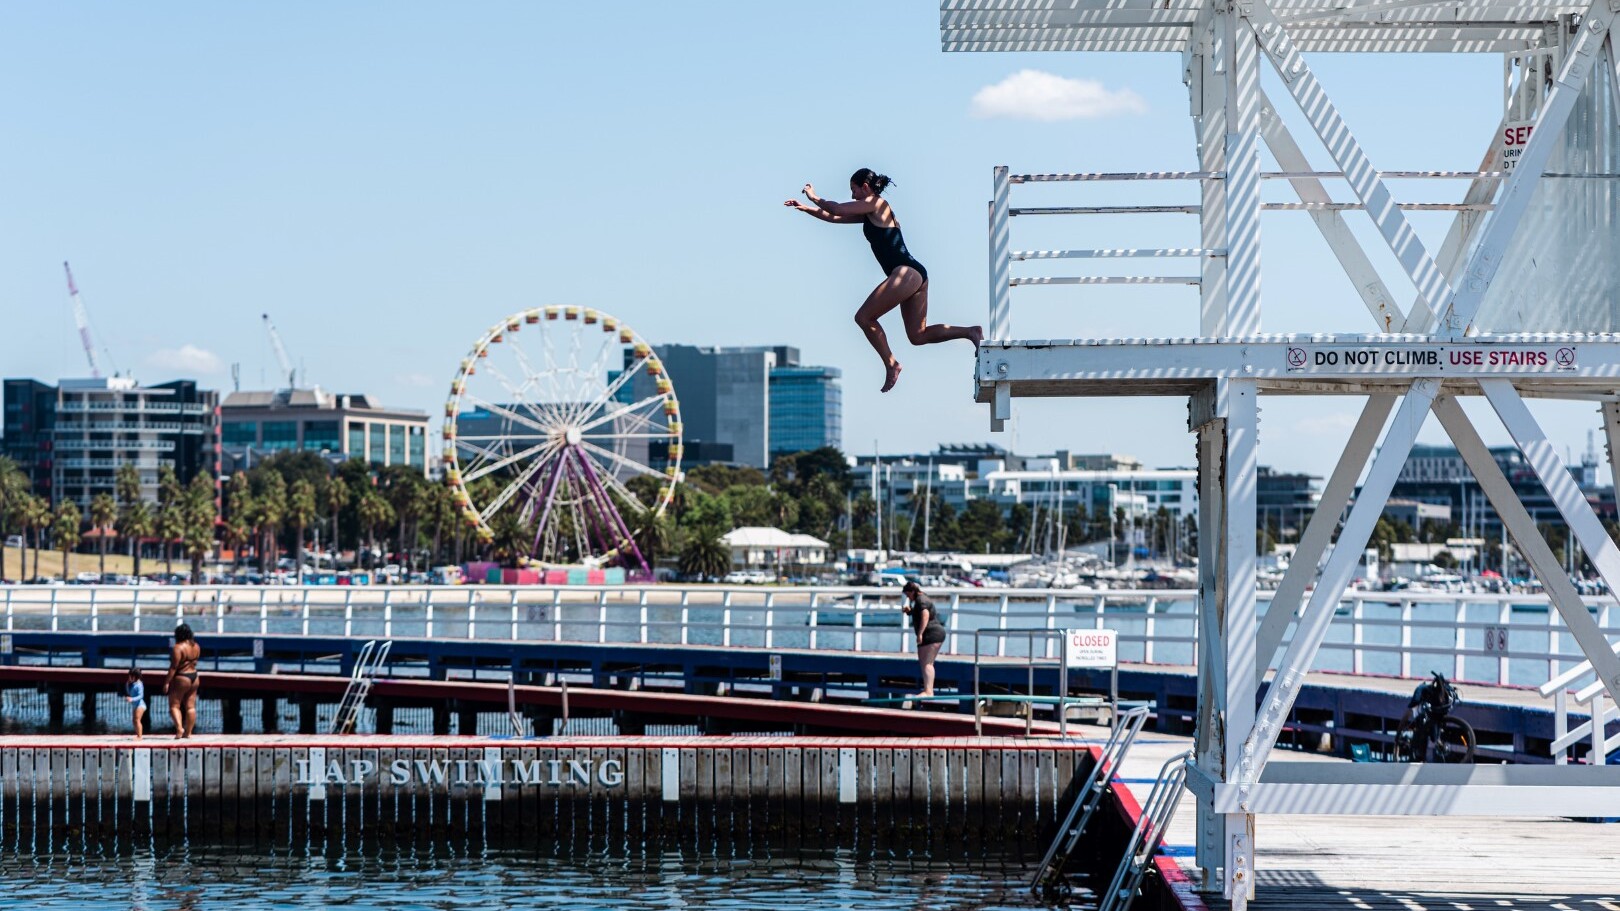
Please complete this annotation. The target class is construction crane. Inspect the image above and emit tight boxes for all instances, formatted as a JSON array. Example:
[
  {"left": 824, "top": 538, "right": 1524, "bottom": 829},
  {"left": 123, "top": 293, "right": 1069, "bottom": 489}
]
[
  {"left": 261, "top": 313, "right": 298, "bottom": 389},
  {"left": 63, "top": 261, "right": 112, "bottom": 378}
]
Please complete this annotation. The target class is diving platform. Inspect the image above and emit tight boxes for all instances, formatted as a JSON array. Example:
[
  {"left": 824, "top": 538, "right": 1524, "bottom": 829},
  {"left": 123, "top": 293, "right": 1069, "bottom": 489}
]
[{"left": 946, "top": 0, "right": 1620, "bottom": 906}]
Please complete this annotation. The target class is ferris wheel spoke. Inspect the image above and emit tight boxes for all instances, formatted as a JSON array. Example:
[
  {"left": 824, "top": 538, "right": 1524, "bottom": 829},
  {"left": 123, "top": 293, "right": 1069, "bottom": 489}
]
[
  {"left": 462, "top": 439, "right": 558, "bottom": 484},
  {"left": 577, "top": 438, "right": 667, "bottom": 481},
  {"left": 569, "top": 354, "right": 652, "bottom": 429},
  {"left": 581, "top": 431, "right": 676, "bottom": 440},
  {"left": 507, "top": 344, "right": 570, "bottom": 428},
  {"left": 595, "top": 467, "right": 652, "bottom": 515},
  {"left": 563, "top": 336, "right": 618, "bottom": 427},
  {"left": 457, "top": 432, "right": 552, "bottom": 442},
  {"left": 482, "top": 359, "right": 567, "bottom": 430},
  {"left": 575, "top": 394, "right": 668, "bottom": 436},
  {"left": 463, "top": 394, "right": 555, "bottom": 437},
  {"left": 479, "top": 450, "right": 555, "bottom": 523}
]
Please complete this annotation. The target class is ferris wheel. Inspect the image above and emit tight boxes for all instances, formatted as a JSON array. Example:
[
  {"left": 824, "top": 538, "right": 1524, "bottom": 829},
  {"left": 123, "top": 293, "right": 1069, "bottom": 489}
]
[{"left": 442, "top": 307, "right": 682, "bottom": 573}]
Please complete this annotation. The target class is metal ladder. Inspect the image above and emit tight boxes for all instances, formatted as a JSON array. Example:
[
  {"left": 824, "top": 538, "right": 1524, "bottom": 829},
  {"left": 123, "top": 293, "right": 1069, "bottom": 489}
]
[
  {"left": 1030, "top": 705, "right": 1152, "bottom": 901},
  {"left": 330, "top": 639, "right": 391, "bottom": 734},
  {"left": 1097, "top": 750, "right": 1193, "bottom": 911}
]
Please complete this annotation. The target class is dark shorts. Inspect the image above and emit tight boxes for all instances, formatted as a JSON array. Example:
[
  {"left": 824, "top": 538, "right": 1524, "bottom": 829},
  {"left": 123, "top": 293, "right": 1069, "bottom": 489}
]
[{"left": 920, "top": 625, "right": 947, "bottom": 647}]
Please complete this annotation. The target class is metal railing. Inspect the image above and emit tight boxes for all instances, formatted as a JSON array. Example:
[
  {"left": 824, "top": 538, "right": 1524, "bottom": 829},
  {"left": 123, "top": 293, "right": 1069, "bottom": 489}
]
[
  {"left": 2, "top": 583, "right": 1613, "bottom": 684},
  {"left": 984, "top": 166, "right": 1569, "bottom": 339}
]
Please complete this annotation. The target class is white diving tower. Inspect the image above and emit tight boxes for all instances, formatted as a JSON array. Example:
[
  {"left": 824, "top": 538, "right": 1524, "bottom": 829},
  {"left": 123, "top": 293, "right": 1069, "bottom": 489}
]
[{"left": 946, "top": 1, "right": 1620, "bottom": 906}]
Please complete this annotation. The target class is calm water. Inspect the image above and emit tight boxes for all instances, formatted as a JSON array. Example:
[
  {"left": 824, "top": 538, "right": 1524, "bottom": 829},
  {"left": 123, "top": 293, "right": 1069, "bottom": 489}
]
[{"left": 0, "top": 844, "right": 1049, "bottom": 910}]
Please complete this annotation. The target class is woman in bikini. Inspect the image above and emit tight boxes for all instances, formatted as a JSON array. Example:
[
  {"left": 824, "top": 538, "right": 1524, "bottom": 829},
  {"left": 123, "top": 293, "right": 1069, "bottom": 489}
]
[
  {"left": 785, "top": 168, "right": 982, "bottom": 392},
  {"left": 165, "top": 622, "right": 201, "bottom": 739}
]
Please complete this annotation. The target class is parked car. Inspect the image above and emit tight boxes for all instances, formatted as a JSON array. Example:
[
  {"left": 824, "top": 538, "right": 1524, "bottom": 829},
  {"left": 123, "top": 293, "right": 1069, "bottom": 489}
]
[{"left": 722, "top": 571, "right": 752, "bottom": 585}]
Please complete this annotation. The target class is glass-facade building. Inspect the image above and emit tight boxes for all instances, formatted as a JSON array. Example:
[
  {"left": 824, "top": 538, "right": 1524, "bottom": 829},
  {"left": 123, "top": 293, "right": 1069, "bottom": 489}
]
[
  {"left": 629, "top": 344, "right": 843, "bottom": 468},
  {"left": 220, "top": 388, "right": 430, "bottom": 474},
  {"left": 769, "top": 365, "right": 841, "bottom": 456}
]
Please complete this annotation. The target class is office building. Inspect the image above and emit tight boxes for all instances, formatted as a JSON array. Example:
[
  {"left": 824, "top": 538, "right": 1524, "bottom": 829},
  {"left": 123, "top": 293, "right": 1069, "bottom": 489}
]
[
  {"left": 769, "top": 363, "right": 841, "bottom": 456},
  {"left": 629, "top": 344, "right": 842, "bottom": 468},
  {"left": 2, "top": 376, "right": 219, "bottom": 506},
  {"left": 221, "top": 387, "right": 428, "bottom": 474}
]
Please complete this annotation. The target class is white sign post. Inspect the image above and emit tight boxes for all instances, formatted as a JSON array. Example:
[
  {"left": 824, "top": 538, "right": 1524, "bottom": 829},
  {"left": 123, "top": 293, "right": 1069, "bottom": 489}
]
[{"left": 1062, "top": 629, "right": 1121, "bottom": 730}]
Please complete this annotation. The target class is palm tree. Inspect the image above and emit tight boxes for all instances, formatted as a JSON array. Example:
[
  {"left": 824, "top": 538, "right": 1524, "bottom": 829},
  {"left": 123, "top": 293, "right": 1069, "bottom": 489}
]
[
  {"left": 356, "top": 491, "right": 394, "bottom": 570},
  {"left": 287, "top": 478, "right": 317, "bottom": 580},
  {"left": 323, "top": 476, "right": 350, "bottom": 567},
  {"left": 225, "top": 473, "right": 254, "bottom": 569},
  {"left": 0, "top": 456, "right": 24, "bottom": 583},
  {"left": 183, "top": 472, "right": 217, "bottom": 583},
  {"left": 632, "top": 511, "right": 674, "bottom": 569},
  {"left": 115, "top": 463, "right": 144, "bottom": 567},
  {"left": 156, "top": 500, "right": 185, "bottom": 579},
  {"left": 90, "top": 493, "right": 117, "bottom": 579},
  {"left": 157, "top": 466, "right": 184, "bottom": 579},
  {"left": 53, "top": 500, "right": 82, "bottom": 580},
  {"left": 253, "top": 470, "right": 287, "bottom": 574},
  {"left": 490, "top": 510, "right": 535, "bottom": 568},
  {"left": 679, "top": 527, "right": 730, "bottom": 581},
  {"left": 122, "top": 501, "right": 154, "bottom": 580},
  {"left": 20, "top": 494, "right": 51, "bottom": 581}
]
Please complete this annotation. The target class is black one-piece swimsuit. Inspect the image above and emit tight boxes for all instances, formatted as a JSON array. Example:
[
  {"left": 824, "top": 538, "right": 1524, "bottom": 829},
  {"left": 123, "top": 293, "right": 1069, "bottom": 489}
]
[{"left": 863, "top": 219, "right": 928, "bottom": 282}]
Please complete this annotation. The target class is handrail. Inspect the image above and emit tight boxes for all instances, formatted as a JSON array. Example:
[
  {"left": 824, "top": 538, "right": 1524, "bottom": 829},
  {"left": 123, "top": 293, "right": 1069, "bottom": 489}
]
[{"left": 4, "top": 584, "right": 1613, "bottom": 693}]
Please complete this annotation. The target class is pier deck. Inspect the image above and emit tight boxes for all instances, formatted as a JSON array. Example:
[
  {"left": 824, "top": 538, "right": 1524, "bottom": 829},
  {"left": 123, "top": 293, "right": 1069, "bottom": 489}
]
[{"left": 1113, "top": 729, "right": 1620, "bottom": 910}]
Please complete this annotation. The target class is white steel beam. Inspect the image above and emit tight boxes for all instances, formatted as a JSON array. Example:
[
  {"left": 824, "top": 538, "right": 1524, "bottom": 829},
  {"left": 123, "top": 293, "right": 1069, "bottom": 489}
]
[
  {"left": 1196, "top": 763, "right": 1620, "bottom": 815},
  {"left": 1226, "top": 11, "right": 1263, "bottom": 336},
  {"left": 1434, "top": 0, "right": 1618, "bottom": 337},
  {"left": 1258, "top": 94, "right": 1406, "bottom": 331},
  {"left": 1240, "top": 381, "right": 1440, "bottom": 783},
  {"left": 1479, "top": 381, "right": 1620, "bottom": 705},
  {"left": 1193, "top": 11, "right": 1229, "bottom": 337},
  {"left": 1191, "top": 384, "right": 1228, "bottom": 885},
  {"left": 1223, "top": 380, "right": 1259, "bottom": 902},
  {"left": 1243, "top": 0, "right": 1454, "bottom": 318},
  {"left": 1435, "top": 395, "right": 1620, "bottom": 707},
  {"left": 1255, "top": 394, "right": 1394, "bottom": 676}
]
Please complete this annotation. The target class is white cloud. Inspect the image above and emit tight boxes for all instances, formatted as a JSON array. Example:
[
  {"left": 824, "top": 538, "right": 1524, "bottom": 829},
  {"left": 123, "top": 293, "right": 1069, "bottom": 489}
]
[
  {"left": 971, "top": 69, "right": 1146, "bottom": 121},
  {"left": 146, "top": 344, "right": 223, "bottom": 375}
]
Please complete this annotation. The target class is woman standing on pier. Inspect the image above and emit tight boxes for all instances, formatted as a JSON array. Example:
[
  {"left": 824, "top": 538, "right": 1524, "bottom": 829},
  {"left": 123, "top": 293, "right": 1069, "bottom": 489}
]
[
  {"left": 165, "top": 623, "right": 201, "bottom": 739},
  {"left": 784, "top": 168, "right": 981, "bottom": 392},
  {"left": 902, "top": 581, "right": 947, "bottom": 698}
]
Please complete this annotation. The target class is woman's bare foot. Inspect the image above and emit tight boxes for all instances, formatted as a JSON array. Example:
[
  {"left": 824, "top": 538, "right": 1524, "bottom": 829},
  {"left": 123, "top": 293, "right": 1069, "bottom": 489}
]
[
  {"left": 881, "top": 361, "right": 902, "bottom": 393},
  {"left": 967, "top": 326, "right": 983, "bottom": 350}
]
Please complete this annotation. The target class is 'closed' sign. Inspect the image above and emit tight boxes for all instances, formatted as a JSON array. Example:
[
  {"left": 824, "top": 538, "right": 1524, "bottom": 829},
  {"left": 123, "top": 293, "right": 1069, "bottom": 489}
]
[{"left": 1063, "top": 629, "right": 1118, "bottom": 668}]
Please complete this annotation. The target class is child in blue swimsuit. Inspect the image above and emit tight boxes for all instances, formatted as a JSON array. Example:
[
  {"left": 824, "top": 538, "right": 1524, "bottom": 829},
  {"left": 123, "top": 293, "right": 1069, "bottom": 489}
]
[{"left": 125, "top": 668, "right": 146, "bottom": 740}]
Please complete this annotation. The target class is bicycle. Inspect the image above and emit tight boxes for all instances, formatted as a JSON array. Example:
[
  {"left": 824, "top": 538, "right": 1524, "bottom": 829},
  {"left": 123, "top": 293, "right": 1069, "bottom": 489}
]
[{"left": 1393, "top": 670, "right": 1476, "bottom": 763}]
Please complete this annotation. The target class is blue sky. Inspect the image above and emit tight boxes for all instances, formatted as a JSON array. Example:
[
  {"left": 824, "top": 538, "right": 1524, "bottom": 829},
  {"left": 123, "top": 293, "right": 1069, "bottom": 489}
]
[{"left": 1, "top": 2, "right": 1607, "bottom": 478}]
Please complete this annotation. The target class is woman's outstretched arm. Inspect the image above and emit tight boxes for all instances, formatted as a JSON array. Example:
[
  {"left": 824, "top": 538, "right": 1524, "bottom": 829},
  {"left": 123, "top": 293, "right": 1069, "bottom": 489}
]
[
  {"left": 783, "top": 199, "right": 862, "bottom": 224},
  {"left": 801, "top": 183, "right": 879, "bottom": 218}
]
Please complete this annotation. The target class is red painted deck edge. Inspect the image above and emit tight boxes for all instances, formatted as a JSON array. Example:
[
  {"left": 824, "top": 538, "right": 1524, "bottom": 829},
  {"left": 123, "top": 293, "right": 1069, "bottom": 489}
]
[{"left": 0, "top": 734, "right": 1099, "bottom": 750}]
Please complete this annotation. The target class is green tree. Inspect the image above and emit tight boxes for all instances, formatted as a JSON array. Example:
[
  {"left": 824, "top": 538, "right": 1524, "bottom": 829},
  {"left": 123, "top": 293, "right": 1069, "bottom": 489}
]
[
  {"left": 489, "top": 510, "right": 535, "bottom": 568},
  {"left": 156, "top": 466, "right": 184, "bottom": 578},
  {"left": 224, "top": 473, "right": 254, "bottom": 569},
  {"left": 183, "top": 472, "right": 218, "bottom": 583},
  {"left": 53, "top": 500, "right": 82, "bottom": 579},
  {"left": 90, "top": 493, "right": 118, "bottom": 579},
  {"left": 323, "top": 475, "right": 351, "bottom": 565},
  {"left": 684, "top": 463, "right": 767, "bottom": 496},
  {"left": 19, "top": 494, "right": 50, "bottom": 580},
  {"left": 631, "top": 510, "right": 674, "bottom": 569},
  {"left": 252, "top": 470, "right": 287, "bottom": 574},
  {"left": 122, "top": 501, "right": 154, "bottom": 579},
  {"left": 678, "top": 527, "right": 729, "bottom": 580},
  {"left": 0, "top": 456, "right": 24, "bottom": 583},
  {"left": 725, "top": 484, "right": 776, "bottom": 527},
  {"left": 356, "top": 490, "right": 394, "bottom": 569},
  {"left": 287, "top": 478, "right": 318, "bottom": 579},
  {"left": 115, "top": 463, "right": 143, "bottom": 566}
]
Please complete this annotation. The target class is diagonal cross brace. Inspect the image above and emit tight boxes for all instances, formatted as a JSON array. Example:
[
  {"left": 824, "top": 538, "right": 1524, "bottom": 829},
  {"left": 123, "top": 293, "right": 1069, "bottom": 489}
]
[
  {"left": 1240, "top": 379, "right": 1440, "bottom": 784},
  {"left": 1478, "top": 381, "right": 1620, "bottom": 706},
  {"left": 1243, "top": 0, "right": 1453, "bottom": 318},
  {"left": 1435, "top": 0, "right": 1619, "bottom": 338},
  {"left": 1435, "top": 395, "right": 1620, "bottom": 709}
]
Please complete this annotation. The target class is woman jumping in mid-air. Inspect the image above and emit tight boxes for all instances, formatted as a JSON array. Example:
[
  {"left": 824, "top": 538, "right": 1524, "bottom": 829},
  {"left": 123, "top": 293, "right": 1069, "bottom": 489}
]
[{"left": 785, "top": 168, "right": 981, "bottom": 392}]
